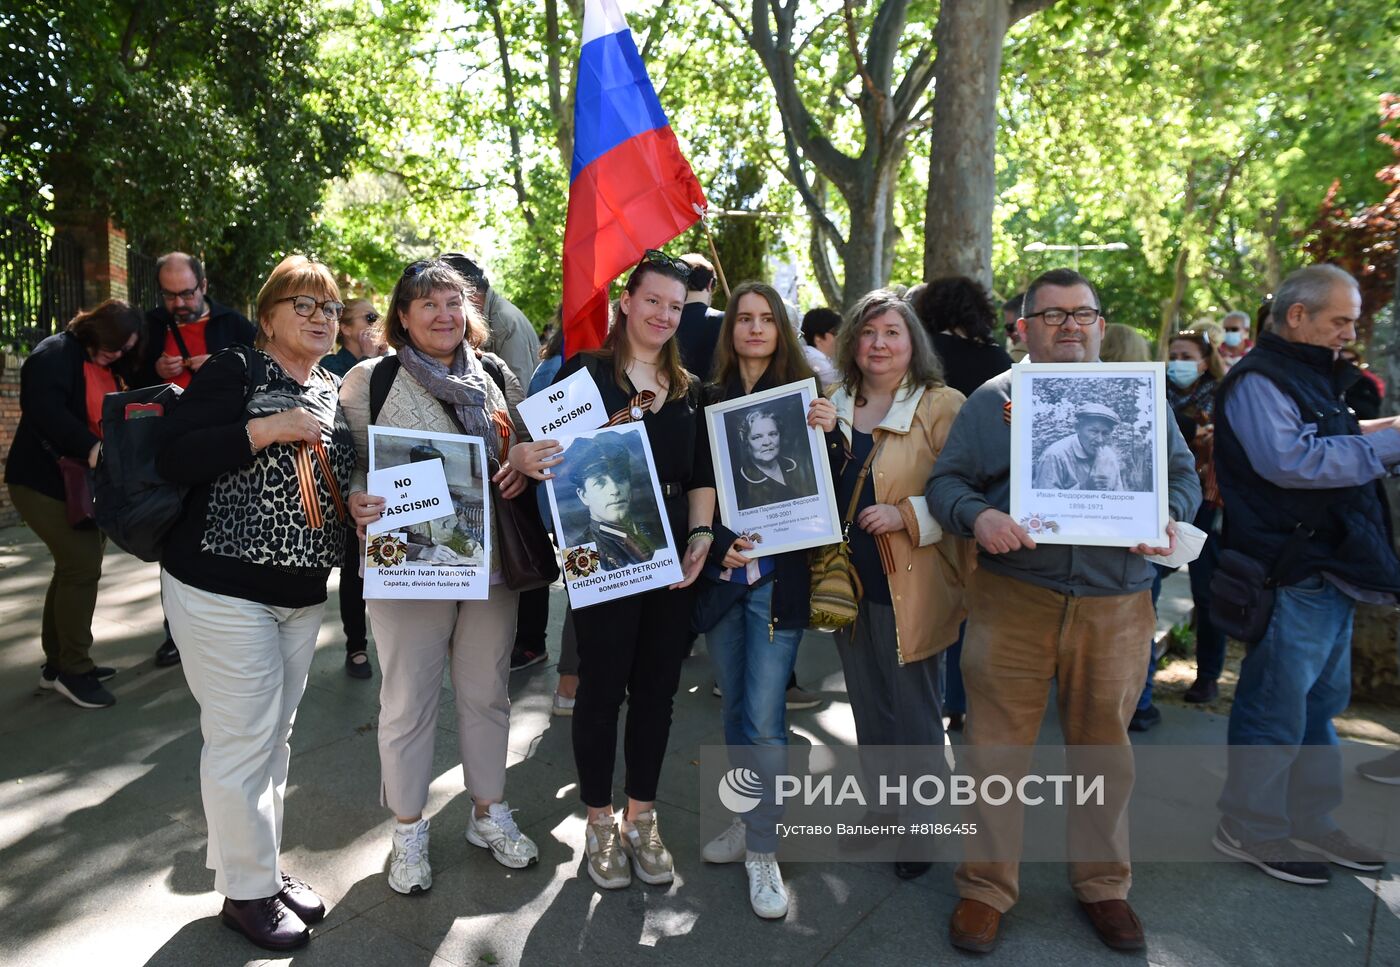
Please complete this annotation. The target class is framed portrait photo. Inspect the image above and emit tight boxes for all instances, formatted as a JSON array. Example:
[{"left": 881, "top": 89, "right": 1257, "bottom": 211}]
[
  {"left": 1009, "top": 362, "right": 1169, "bottom": 547},
  {"left": 706, "top": 378, "right": 841, "bottom": 558},
  {"left": 544, "top": 422, "right": 684, "bottom": 608},
  {"left": 364, "top": 426, "right": 491, "bottom": 600}
]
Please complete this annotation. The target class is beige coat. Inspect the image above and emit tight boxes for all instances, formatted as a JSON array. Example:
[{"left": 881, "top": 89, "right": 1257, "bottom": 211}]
[{"left": 830, "top": 380, "right": 971, "bottom": 664}]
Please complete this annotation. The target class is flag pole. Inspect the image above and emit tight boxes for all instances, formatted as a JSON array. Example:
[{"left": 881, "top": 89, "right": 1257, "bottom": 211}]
[{"left": 697, "top": 207, "right": 731, "bottom": 300}]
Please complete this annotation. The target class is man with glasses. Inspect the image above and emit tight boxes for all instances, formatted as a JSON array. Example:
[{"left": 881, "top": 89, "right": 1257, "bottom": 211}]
[
  {"left": 137, "top": 252, "right": 256, "bottom": 391},
  {"left": 1217, "top": 309, "right": 1253, "bottom": 369},
  {"left": 137, "top": 252, "right": 256, "bottom": 667},
  {"left": 928, "top": 267, "right": 1200, "bottom": 955}
]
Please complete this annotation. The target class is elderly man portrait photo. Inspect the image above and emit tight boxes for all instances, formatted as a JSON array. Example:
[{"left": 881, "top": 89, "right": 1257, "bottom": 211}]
[{"left": 1032, "top": 402, "right": 1126, "bottom": 491}]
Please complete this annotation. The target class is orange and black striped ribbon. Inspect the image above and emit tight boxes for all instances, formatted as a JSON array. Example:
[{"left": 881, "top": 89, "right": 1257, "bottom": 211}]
[
  {"left": 875, "top": 532, "right": 896, "bottom": 575},
  {"left": 294, "top": 440, "right": 347, "bottom": 529},
  {"left": 603, "top": 391, "right": 656, "bottom": 426}
]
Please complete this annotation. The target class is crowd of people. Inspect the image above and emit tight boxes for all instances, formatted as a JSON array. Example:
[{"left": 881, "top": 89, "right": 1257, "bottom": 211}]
[{"left": 6, "top": 246, "right": 1399, "bottom": 956}]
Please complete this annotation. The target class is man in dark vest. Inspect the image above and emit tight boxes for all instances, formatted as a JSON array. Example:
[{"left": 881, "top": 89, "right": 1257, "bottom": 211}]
[
  {"left": 138, "top": 252, "right": 256, "bottom": 668},
  {"left": 1212, "top": 263, "right": 1396, "bottom": 885}
]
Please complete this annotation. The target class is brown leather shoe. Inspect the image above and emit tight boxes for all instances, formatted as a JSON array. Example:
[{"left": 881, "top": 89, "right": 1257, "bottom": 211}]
[
  {"left": 949, "top": 898, "right": 1001, "bottom": 953},
  {"left": 220, "top": 895, "right": 310, "bottom": 952},
  {"left": 1079, "top": 899, "right": 1146, "bottom": 951}
]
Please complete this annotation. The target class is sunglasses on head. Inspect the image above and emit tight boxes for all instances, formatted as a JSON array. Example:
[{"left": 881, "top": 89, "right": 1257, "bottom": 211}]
[{"left": 639, "top": 249, "right": 692, "bottom": 282}]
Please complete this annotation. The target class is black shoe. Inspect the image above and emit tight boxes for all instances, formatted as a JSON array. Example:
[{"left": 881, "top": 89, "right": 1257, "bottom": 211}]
[
  {"left": 1211, "top": 822, "right": 1330, "bottom": 885},
  {"left": 40, "top": 664, "right": 114, "bottom": 690},
  {"left": 154, "top": 639, "right": 181, "bottom": 667},
  {"left": 1184, "top": 678, "right": 1219, "bottom": 704},
  {"left": 945, "top": 711, "right": 965, "bottom": 733},
  {"left": 277, "top": 873, "right": 326, "bottom": 925},
  {"left": 894, "top": 861, "right": 931, "bottom": 880},
  {"left": 1128, "top": 704, "right": 1161, "bottom": 732},
  {"left": 220, "top": 895, "right": 310, "bottom": 952},
  {"left": 53, "top": 671, "right": 116, "bottom": 709},
  {"left": 509, "top": 646, "right": 547, "bottom": 671},
  {"left": 344, "top": 650, "right": 373, "bottom": 680}
]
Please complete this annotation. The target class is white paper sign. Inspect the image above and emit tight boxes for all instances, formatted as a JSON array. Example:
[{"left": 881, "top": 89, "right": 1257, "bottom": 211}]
[
  {"left": 544, "top": 422, "right": 683, "bottom": 608},
  {"left": 364, "top": 426, "right": 491, "bottom": 600},
  {"left": 366, "top": 459, "right": 454, "bottom": 536},
  {"left": 517, "top": 366, "right": 607, "bottom": 442}
]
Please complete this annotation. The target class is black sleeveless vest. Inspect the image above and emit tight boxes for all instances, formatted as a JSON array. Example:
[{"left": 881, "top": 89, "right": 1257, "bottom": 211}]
[{"left": 1213, "top": 331, "right": 1400, "bottom": 592}]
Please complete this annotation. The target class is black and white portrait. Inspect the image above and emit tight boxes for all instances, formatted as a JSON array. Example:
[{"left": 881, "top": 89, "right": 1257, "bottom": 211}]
[
  {"left": 554, "top": 428, "right": 665, "bottom": 572},
  {"left": 372, "top": 433, "right": 487, "bottom": 566},
  {"left": 723, "top": 397, "right": 819, "bottom": 511},
  {"left": 1029, "top": 376, "right": 1154, "bottom": 493},
  {"left": 705, "top": 379, "right": 842, "bottom": 558}
]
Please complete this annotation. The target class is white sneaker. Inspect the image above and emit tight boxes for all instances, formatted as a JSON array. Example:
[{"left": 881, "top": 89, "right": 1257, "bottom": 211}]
[
  {"left": 745, "top": 851, "right": 789, "bottom": 919},
  {"left": 702, "top": 817, "right": 747, "bottom": 863},
  {"left": 552, "top": 691, "right": 575, "bottom": 717},
  {"left": 388, "top": 818, "right": 432, "bottom": 894},
  {"left": 466, "top": 802, "right": 539, "bottom": 869}
]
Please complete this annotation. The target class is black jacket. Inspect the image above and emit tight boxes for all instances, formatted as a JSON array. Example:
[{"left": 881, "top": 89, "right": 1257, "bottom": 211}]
[
  {"left": 677, "top": 302, "right": 724, "bottom": 383},
  {"left": 136, "top": 300, "right": 256, "bottom": 388},
  {"left": 1215, "top": 331, "right": 1400, "bottom": 592},
  {"left": 703, "top": 366, "right": 814, "bottom": 630},
  {"left": 4, "top": 331, "right": 101, "bottom": 501}
]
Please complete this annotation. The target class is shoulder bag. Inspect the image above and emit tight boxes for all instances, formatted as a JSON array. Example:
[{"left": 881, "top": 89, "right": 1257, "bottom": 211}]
[{"left": 809, "top": 433, "right": 885, "bottom": 632}]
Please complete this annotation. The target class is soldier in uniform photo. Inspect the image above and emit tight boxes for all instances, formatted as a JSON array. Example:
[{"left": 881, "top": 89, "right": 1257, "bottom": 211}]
[
  {"left": 1033, "top": 402, "right": 1124, "bottom": 491},
  {"left": 567, "top": 435, "right": 657, "bottom": 571}
]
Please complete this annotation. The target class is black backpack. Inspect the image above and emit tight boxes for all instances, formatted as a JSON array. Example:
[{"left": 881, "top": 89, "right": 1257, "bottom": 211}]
[{"left": 93, "top": 346, "right": 265, "bottom": 562}]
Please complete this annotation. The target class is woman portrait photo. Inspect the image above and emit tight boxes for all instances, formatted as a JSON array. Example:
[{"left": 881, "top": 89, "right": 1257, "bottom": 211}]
[{"left": 726, "top": 399, "right": 818, "bottom": 511}]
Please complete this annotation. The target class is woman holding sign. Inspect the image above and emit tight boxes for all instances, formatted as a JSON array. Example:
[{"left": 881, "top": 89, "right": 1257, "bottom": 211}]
[
  {"left": 340, "top": 259, "right": 538, "bottom": 896},
  {"left": 696, "top": 281, "right": 836, "bottom": 918},
  {"left": 511, "top": 251, "right": 715, "bottom": 892},
  {"left": 827, "top": 289, "right": 969, "bottom": 881}
]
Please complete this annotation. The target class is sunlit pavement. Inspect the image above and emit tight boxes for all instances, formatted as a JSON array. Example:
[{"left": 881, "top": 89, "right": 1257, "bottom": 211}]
[{"left": 0, "top": 524, "right": 1395, "bottom": 966}]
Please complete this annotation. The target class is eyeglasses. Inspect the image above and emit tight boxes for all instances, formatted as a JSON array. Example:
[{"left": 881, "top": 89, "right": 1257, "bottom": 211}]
[
  {"left": 277, "top": 295, "right": 344, "bottom": 321},
  {"left": 402, "top": 259, "right": 432, "bottom": 280},
  {"left": 640, "top": 249, "right": 692, "bottom": 282},
  {"left": 1175, "top": 328, "right": 1212, "bottom": 346},
  {"left": 1024, "top": 306, "right": 1101, "bottom": 327},
  {"left": 160, "top": 287, "right": 201, "bottom": 302}
]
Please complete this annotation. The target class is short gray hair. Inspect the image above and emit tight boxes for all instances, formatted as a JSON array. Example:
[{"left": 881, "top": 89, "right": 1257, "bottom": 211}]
[
  {"left": 1269, "top": 264, "right": 1357, "bottom": 332},
  {"left": 1221, "top": 310, "right": 1250, "bottom": 330}
]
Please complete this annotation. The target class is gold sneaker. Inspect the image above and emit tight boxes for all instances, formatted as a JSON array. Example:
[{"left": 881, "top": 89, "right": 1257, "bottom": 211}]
[
  {"left": 585, "top": 818, "right": 631, "bottom": 890},
  {"left": 621, "top": 810, "right": 674, "bottom": 885}
]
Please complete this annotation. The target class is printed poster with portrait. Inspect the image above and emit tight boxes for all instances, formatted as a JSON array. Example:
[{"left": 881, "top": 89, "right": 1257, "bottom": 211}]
[
  {"left": 1009, "top": 362, "right": 1169, "bottom": 547},
  {"left": 363, "top": 426, "right": 491, "bottom": 600},
  {"left": 544, "top": 422, "right": 683, "bottom": 608},
  {"left": 706, "top": 378, "right": 841, "bottom": 557}
]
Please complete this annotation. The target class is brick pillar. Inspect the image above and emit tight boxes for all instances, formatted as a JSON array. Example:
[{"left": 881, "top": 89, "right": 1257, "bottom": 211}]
[
  {"left": 54, "top": 213, "right": 128, "bottom": 307},
  {"left": 0, "top": 353, "right": 24, "bottom": 528}
]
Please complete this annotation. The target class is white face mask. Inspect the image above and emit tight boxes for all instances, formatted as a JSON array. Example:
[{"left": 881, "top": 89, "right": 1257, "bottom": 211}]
[
  {"left": 1167, "top": 360, "right": 1201, "bottom": 388},
  {"left": 1222, "top": 331, "right": 1245, "bottom": 347}
]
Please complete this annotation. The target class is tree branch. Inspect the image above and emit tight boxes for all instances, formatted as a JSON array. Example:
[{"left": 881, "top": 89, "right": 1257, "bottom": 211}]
[
  {"left": 1009, "top": 0, "right": 1059, "bottom": 26},
  {"left": 640, "top": 0, "right": 671, "bottom": 63},
  {"left": 487, "top": 1, "right": 535, "bottom": 229},
  {"left": 712, "top": 0, "right": 750, "bottom": 39},
  {"left": 841, "top": 0, "right": 881, "bottom": 106}
]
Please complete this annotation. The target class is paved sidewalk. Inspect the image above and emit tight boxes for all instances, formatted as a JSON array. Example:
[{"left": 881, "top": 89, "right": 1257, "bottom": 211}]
[{"left": 0, "top": 525, "right": 1396, "bottom": 967}]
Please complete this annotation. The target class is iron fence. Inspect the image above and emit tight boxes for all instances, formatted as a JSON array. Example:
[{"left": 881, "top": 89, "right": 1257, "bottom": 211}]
[
  {"left": 0, "top": 216, "right": 84, "bottom": 352},
  {"left": 126, "top": 245, "right": 159, "bottom": 313}
]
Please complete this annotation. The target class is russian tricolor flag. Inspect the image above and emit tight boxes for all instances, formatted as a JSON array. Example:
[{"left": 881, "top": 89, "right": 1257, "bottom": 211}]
[{"left": 561, "top": 0, "right": 707, "bottom": 355}]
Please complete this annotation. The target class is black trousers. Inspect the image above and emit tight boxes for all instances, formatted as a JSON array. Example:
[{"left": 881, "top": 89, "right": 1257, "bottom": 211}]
[
  {"left": 339, "top": 530, "right": 367, "bottom": 652},
  {"left": 513, "top": 585, "right": 551, "bottom": 650},
  {"left": 572, "top": 582, "right": 695, "bottom": 807}
]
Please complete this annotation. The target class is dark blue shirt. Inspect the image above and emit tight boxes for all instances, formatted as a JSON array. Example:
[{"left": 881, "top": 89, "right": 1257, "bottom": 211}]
[{"left": 835, "top": 430, "right": 890, "bottom": 604}]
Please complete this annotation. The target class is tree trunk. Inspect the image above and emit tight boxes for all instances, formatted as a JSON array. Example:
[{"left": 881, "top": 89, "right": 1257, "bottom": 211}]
[{"left": 922, "top": 0, "right": 1009, "bottom": 290}]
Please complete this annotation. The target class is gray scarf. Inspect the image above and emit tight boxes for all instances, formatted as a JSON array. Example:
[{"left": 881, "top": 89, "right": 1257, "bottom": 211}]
[{"left": 397, "top": 342, "right": 497, "bottom": 446}]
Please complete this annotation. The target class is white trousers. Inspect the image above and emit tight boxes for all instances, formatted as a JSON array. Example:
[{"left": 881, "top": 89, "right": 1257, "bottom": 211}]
[
  {"left": 163, "top": 572, "right": 321, "bottom": 899},
  {"left": 368, "top": 590, "right": 518, "bottom": 818}
]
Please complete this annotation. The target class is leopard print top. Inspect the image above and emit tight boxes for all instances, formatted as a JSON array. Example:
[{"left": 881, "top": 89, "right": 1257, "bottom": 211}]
[{"left": 200, "top": 351, "right": 355, "bottom": 569}]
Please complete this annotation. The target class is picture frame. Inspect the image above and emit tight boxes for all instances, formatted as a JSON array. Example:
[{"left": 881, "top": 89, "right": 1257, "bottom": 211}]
[
  {"left": 1009, "top": 362, "right": 1169, "bottom": 547},
  {"left": 545, "top": 422, "right": 683, "bottom": 608},
  {"left": 363, "top": 426, "right": 491, "bottom": 600},
  {"left": 706, "top": 378, "right": 841, "bottom": 558}
]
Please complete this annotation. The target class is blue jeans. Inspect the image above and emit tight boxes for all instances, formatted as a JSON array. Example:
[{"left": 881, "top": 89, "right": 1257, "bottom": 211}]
[
  {"left": 707, "top": 580, "right": 801, "bottom": 850},
  {"left": 1217, "top": 575, "right": 1354, "bottom": 843}
]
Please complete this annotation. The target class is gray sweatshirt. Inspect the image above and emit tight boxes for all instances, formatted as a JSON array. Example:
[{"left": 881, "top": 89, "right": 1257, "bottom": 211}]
[{"left": 926, "top": 368, "right": 1202, "bottom": 596}]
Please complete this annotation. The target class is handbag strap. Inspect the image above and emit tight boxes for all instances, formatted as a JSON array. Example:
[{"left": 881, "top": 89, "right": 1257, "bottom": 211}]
[
  {"left": 1264, "top": 520, "right": 1317, "bottom": 588},
  {"left": 167, "top": 320, "right": 192, "bottom": 361},
  {"left": 841, "top": 432, "right": 887, "bottom": 535}
]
